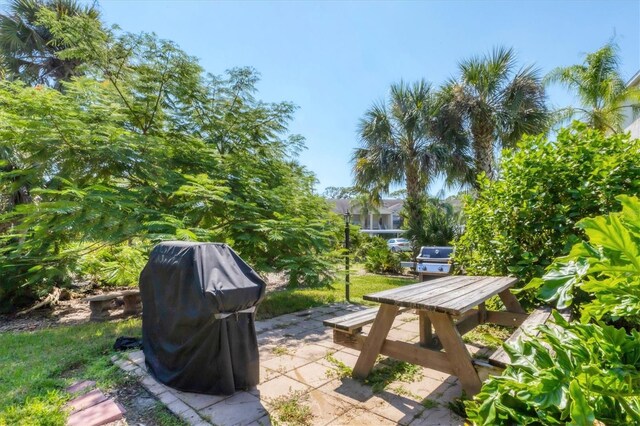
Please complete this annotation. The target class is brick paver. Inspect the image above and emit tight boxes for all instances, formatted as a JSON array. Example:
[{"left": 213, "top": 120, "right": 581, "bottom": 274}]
[{"left": 115, "top": 303, "right": 467, "bottom": 425}]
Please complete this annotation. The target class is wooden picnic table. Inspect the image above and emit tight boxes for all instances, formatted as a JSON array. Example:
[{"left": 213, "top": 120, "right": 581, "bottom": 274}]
[{"left": 352, "top": 275, "right": 525, "bottom": 395}]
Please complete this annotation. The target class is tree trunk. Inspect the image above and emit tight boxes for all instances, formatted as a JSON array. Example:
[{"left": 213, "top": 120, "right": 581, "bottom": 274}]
[
  {"left": 471, "top": 123, "right": 495, "bottom": 185},
  {"left": 404, "top": 159, "right": 426, "bottom": 255}
]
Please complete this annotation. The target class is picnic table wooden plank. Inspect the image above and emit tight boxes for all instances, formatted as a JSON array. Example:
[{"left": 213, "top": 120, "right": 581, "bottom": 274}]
[
  {"left": 323, "top": 308, "right": 379, "bottom": 327},
  {"left": 392, "top": 276, "right": 481, "bottom": 306},
  {"left": 365, "top": 275, "right": 492, "bottom": 305},
  {"left": 333, "top": 330, "right": 454, "bottom": 375},
  {"left": 438, "top": 277, "right": 517, "bottom": 314},
  {"left": 498, "top": 289, "right": 527, "bottom": 314},
  {"left": 364, "top": 276, "right": 518, "bottom": 316},
  {"left": 364, "top": 276, "right": 474, "bottom": 308},
  {"left": 364, "top": 275, "right": 464, "bottom": 301},
  {"left": 410, "top": 276, "right": 505, "bottom": 311},
  {"left": 428, "top": 311, "right": 482, "bottom": 394}
]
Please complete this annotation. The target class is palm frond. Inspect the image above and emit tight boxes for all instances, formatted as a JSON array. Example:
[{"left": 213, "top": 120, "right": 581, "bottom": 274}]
[{"left": 545, "top": 41, "right": 637, "bottom": 132}]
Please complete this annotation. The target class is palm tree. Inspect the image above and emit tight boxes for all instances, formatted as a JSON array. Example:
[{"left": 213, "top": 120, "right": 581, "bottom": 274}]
[
  {"left": 545, "top": 42, "right": 640, "bottom": 133},
  {"left": 0, "top": 0, "right": 101, "bottom": 88},
  {"left": 352, "top": 80, "right": 469, "bottom": 248},
  {"left": 438, "top": 47, "right": 549, "bottom": 183},
  {"left": 350, "top": 191, "right": 380, "bottom": 230}
]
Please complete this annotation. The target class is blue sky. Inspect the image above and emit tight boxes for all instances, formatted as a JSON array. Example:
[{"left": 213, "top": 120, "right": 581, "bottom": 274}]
[{"left": 94, "top": 1, "right": 638, "bottom": 195}]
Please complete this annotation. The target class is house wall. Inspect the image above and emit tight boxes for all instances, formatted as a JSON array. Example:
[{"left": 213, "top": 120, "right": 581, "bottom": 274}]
[
  {"left": 350, "top": 213, "right": 395, "bottom": 229},
  {"left": 623, "top": 71, "right": 640, "bottom": 139},
  {"left": 623, "top": 114, "right": 640, "bottom": 139},
  {"left": 371, "top": 214, "right": 393, "bottom": 230}
]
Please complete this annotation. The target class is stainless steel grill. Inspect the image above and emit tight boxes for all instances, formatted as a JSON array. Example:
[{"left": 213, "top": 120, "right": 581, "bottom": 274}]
[{"left": 415, "top": 246, "right": 454, "bottom": 277}]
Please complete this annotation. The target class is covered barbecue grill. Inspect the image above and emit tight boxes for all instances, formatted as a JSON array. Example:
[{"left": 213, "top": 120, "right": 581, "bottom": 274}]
[
  {"left": 416, "top": 246, "right": 454, "bottom": 277},
  {"left": 139, "top": 241, "right": 266, "bottom": 395}
]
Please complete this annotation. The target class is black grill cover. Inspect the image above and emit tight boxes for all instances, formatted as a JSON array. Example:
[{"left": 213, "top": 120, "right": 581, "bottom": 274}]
[{"left": 139, "top": 241, "right": 266, "bottom": 395}]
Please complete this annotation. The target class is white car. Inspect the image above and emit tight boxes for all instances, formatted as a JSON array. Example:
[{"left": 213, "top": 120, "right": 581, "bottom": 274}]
[{"left": 387, "top": 238, "right": 412, "bottom": 252}]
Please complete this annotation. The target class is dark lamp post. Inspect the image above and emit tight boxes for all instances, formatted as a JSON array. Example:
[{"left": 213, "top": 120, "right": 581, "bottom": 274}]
[{"left": 344, "top": 212, "right": 351, "bottom": 302}]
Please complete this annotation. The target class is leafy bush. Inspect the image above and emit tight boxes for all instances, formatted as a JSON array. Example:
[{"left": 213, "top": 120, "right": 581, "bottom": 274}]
[
  {"left": 455, "top": 124, "right": 640, "bottom": 289},
  {"left": 402, "top": 196, "right": 460, "bottom": 248},
  {"left": 421, "top": 198, "right": 461, "bottom": 246},
  {"left": 524, "top": 195, "right": 640, "bottom": 329},
  {"left": 466, "top": 197, "right": 640, "bottom": 425},
  {"left": 466, "top": 313, "right": 640, "bottom": 425},
  {"left": 75, "top": 242, "right": 148, "bottom": 287},
  {"left": 346, "top": 224, "right": 371, "bottom": 262},
  {"left": 364, "top": 238, "right": 401, "bottom": 274},
  {"left": 352, "top": 233, "right": 378, "bottom": 262}
]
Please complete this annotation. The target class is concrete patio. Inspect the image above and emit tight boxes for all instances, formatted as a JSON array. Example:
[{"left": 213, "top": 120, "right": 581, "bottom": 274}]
[{"left": 113, "top": 303, "right": 475, "bottom": 425}]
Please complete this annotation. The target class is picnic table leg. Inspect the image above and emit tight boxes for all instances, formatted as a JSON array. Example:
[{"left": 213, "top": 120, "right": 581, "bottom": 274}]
[
  {"left": 352, "top": 304, "right": 399, "bottom": 379},
  {"left": 498, "top": 290, "right": 526, "bottom": 314},
  {"left": 478, "top": 302, "right": 487, "bottom": 324},
  {"left": 427, "top": 311, "right": 482, "bottom": 395},
  {"left": 418, "top": 310, "right": 433, "bottom": 347}
]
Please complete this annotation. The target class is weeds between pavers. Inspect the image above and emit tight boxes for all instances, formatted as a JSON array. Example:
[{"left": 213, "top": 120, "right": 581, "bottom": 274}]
[
  {"left": 324, "top": 354, "right": 352, "bottom": 379},
  {"left": 324, "top": 353, "right": 423, "bottom": 393},
  {"left": 267, "top": 390, "right": 313, "bottom": 426},
  {"left": 422, "top": 399, "right": 439, "bottom": 409},
  {"left": 272, "top": 346, "right": 291, "bottom": 356},
  {"left": 462, "top": 323, "right": 511, "bottom": 350}
]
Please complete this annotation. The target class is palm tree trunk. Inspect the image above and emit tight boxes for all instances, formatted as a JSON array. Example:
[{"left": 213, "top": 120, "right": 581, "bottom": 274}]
[
  {"left": 404, "top": 159, "right": 425, "bottom": 254},
  {"left": 471, "top": 124, "right": 495, "bottom": 184}
]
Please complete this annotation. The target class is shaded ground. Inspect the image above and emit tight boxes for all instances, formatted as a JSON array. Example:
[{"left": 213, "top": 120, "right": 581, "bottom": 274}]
[{"left": 106, "top": 378, "right": 186, "bottom": 426}]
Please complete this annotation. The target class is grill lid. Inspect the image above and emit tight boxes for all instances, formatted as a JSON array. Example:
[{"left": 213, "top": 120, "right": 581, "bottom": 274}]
[{"left": 416, "top": 246, "right": 453, "bottom": 262}]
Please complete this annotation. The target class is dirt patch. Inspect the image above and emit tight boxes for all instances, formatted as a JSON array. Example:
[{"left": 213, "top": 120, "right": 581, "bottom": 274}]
[
  {"left": 0, "top": 286, "right": 137, "bottom": 333},
  {"left": 105, "top": 378, "right": 184, "bottom": 426},
  {"left": 0, "top": 272, "right": 289, "bottom": 334}
]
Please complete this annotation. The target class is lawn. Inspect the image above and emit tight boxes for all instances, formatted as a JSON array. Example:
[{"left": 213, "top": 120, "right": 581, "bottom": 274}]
[
  {"left": 257, "top": 273, "right": 416, "bottom": 319},
  {"left": 0, "top": 272, "right": 416, "bottom": 425},
  {"left": 0, "top": 318, "right": 140, "bottom": 425}
]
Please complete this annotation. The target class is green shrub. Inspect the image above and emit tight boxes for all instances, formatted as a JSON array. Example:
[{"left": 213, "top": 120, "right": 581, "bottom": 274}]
[
  {"left": 422, "top": 199, "right": 460, "bottom": 246},
  {"left": 353, "top": 234, "right": 381, "bottom": 262},
  {"left": 465, "top": 313, "right": 640, "bottom": 425},
  {"left": 466, "top": 197, "right": 640, "bottom": 425},
  {"left": 524, "top": 195, "right": 640, "bottom": 329},
  {"left": 75, "top": 242, "right": 148, "bottom": 287},
  {"left": 347, "top": 225, "right": 371, "bottom": 262},
  {"left": 455, "top": 124, "right": 640, "bottom": 292},
  {"left": 364, "top": 238, "right": 401, "bottom": 274}
]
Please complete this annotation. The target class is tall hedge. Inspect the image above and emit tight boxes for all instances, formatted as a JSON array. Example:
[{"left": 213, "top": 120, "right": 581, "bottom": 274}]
[{"left": 454, "top": 124, "right": 640, "bottom": 289}]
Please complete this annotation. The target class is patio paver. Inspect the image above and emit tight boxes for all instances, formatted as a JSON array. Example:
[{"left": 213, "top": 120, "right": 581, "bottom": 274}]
[{"left": 115, "top": 302, "right": 473, "bottom": 425}]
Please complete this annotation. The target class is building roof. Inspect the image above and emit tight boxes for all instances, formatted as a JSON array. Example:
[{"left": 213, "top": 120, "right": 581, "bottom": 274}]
[{"left": 627, "top": 70, "right": 640, "bottom": 88}]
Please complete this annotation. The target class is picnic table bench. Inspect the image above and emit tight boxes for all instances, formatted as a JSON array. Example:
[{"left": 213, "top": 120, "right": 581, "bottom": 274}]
[
  {"left": 324, "top": 275, "right": 537, "bottom": 395},
  {"left": 86, "top": 290, "right": 141, "bottom": 321},
  {"left": 324, "top": 306, "right": 411, "bottom": 334}
]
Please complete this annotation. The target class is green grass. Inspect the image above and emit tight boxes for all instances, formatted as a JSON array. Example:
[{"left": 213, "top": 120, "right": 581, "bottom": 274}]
[
  {"left": 257, "top": 273, "right": 415, "bottom": 319},
  {"left": 0, "top": 319, "right": 142, "bottom": 425}
]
